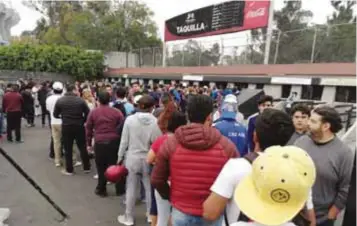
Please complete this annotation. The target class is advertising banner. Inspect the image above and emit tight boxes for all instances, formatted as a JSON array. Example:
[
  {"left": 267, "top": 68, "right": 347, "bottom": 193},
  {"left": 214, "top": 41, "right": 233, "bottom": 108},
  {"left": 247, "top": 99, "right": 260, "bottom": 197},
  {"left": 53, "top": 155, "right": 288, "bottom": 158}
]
[{"left": 164, "top": 0, "right": 270, "bottom": 42}]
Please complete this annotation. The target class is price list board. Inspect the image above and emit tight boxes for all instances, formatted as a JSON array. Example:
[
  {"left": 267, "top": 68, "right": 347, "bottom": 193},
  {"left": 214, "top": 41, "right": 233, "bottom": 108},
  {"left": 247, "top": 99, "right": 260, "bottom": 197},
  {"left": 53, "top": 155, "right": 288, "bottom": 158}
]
[{"left": 211, "top": 1, "right": 245, "bottom": 31}]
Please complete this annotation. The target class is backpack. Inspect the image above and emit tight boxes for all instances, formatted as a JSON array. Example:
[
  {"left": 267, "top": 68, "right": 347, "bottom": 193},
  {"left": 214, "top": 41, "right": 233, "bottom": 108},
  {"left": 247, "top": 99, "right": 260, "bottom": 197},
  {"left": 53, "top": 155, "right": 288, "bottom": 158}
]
[
  {"left": 224, "top": 152, "right": 310, "bottom": 226},
  {"left": 113, "top": 101, "right": 127, "bottom": 118}
]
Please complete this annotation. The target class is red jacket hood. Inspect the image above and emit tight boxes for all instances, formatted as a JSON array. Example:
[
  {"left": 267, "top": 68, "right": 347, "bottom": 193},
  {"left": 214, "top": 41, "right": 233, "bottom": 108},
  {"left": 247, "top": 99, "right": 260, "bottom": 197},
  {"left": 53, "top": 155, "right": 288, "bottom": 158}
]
[{"left": 174, "top": 123, "right": 222, "bottom": 150}]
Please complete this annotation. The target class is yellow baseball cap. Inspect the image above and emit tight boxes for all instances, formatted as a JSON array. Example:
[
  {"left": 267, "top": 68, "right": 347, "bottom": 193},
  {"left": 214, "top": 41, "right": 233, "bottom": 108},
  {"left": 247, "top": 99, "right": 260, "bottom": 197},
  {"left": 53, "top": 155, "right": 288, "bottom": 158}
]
[{"left": 234, "top": 146, "right": 316, "bottom": 226}]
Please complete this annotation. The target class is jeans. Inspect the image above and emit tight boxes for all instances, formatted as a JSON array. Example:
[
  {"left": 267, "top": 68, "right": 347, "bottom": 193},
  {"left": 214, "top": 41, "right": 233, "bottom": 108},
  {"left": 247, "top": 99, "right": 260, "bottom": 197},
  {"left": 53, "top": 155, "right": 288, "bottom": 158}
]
[
  {"left": 172, "top": 208, "right": 223, "bottom": 226},
  {"left": 0, "top": 112, "right": 3, "bottom": 135},
  {"left": 62, "top": 125, "right": 90, "bottom": 173},
  {"left": 40, "top": 104, "right": 50, "bottom": 125},
  {"left": 155, "top": 190, "right": 171, "bottom": 226}
]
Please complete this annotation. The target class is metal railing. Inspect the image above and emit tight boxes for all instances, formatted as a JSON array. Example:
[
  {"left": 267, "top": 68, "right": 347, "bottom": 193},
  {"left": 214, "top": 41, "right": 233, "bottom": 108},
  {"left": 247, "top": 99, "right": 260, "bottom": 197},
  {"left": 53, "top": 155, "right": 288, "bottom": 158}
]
[{"left": 129, "top": 23, "right": 356, "bottom": 67}]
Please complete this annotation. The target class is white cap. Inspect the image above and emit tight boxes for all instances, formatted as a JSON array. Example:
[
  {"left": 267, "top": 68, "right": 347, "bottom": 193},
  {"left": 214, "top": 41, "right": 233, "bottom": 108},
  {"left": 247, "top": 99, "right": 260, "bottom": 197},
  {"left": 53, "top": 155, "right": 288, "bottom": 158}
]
[
  {"left": 224, "top": 94, "right": 238, "bottom": 104},
  {"left": 133, "top": 95, "right": 142, "bottom": 104},
  {"left": 52, "top": 82, "right": 64, "bottom": 91}
]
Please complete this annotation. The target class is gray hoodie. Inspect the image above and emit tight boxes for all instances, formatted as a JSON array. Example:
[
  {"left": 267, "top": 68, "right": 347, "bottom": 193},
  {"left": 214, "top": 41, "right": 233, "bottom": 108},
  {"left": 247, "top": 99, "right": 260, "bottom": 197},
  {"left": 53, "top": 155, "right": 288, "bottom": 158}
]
[{"left": 118, "top": 112, "right": 162, "bottom": 161}]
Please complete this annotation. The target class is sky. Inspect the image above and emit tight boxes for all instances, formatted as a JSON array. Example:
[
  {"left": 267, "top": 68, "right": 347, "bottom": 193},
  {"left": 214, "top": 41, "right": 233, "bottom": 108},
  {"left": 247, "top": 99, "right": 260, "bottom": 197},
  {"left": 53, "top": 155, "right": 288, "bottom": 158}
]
[{"left": 7, "top": 0, "right": 338, "bottom": 50}]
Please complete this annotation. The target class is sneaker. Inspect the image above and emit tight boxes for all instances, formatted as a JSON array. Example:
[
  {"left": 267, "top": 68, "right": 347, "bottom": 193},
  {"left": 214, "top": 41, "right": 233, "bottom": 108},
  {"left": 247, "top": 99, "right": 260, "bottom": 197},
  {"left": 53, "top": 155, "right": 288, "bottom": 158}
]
[
  {"left": 0, "top": 208, "right": 11, "bottom": 223},
  {"left": 61, "top": 170, "right": 73, "bottom": 176},
  {"left": 55, "top": 163, "right": 61, "bottom": 167},
  {"left": 117, "top": 214, "right": 134, "bottom": 226},
  {"left": 95, "top": 189, "right": 108, "bottom": 197},
  {"left": 146, "top": 214, "right": 152, "bottom": 223},
  {"left": 15, "top": 140, "right": 24, "bottom": 144},
  {"left": 93, "top": 174, "right": 98, "bottom": 179},
  {"left": 84, "top": 169, "right": 91, "bottom": 174},
  {"left": 73, "top": 161, "right": 82, "bottom": 167}
]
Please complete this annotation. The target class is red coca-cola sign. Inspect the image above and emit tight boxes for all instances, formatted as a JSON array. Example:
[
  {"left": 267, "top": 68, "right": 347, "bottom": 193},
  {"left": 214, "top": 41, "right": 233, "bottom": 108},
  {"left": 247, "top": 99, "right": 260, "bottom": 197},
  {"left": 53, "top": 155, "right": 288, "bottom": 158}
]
[{"left": 164, "top": 0, "right": 270, "bottom": 42}]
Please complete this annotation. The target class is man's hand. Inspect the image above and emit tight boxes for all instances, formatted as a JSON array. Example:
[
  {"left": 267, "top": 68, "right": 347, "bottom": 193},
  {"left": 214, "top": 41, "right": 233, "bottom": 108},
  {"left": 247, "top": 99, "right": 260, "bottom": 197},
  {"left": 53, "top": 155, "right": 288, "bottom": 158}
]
[
  {"left": 87, "top": 146, "right": 93, "bottom": 154},
  {"left": 117, "top": 159, "right": 123, "bottom": 165},
  {"left": 327, "top": 205, "right": 339, "bottom": 220}
]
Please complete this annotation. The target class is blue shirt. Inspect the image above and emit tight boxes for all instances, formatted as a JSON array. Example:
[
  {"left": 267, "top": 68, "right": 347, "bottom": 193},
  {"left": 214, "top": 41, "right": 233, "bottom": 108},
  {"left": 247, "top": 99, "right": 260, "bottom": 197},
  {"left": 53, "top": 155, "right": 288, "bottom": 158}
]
[
  {"left": 246, "top": 112, "right": 259, "bottom": 152},
  {"left": 214, "top": 112, "right": 248, "bottom": 157}
]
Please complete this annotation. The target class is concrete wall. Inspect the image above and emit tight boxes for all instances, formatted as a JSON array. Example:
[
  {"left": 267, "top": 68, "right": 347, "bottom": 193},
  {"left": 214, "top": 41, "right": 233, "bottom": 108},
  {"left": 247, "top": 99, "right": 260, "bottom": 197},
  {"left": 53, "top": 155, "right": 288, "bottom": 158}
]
[
  {"left": 321, "top": 86, "right": 336, "bottom": 103},
  {"left": 0, "top": 70, "right": 73, "bottom": 83},
  {"left": 263, "top": 84, "right": 282, "bottom": 98},
  {"left": 104, "top": 52, "right": 138, "bottom": 68}
]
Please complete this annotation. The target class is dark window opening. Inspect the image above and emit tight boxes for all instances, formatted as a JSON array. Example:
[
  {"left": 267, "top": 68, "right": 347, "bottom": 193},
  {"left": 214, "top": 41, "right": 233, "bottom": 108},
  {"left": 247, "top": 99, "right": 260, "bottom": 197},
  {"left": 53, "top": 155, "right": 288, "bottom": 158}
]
[
  {"left": 282, "top": 85, "right": 292, "bottom": 98},
  {"left": 301, "top": 85, "right": 323, "bottom": 100},
  {"left": 256, "top": 84, "right": 265, "bottom": 89},
  {"left": 236, "top": 83, "right": 248, "bottom": 91},
  {"left": 335, "top": 86, "right": 356, "bottom": 103}
]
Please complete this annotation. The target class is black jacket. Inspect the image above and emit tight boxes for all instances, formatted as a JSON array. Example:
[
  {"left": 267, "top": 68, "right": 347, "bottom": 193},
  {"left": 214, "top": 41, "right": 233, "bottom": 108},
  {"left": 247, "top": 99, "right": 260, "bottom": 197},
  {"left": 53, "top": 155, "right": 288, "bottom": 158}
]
[
  {"left": 53, "top": 92, "right": 89, "bottom": 126},
  {"left": 38, "top": 87, "right": 49, "bottom": 106}
]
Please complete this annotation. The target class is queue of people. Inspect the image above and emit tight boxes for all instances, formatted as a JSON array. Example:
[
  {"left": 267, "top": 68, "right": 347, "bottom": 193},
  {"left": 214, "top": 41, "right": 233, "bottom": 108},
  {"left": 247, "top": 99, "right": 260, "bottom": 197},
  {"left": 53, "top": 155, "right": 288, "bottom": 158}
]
[{"left": 0, "top": 78, "right": 355, "bottom": 226}]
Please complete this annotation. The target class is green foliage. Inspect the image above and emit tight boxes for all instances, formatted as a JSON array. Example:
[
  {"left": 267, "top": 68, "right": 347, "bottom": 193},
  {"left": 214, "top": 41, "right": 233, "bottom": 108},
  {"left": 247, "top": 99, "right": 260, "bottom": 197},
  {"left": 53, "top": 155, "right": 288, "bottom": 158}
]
[
  {"left": 22, "top": 0, "right": 162, "bottom": 51},
  {"left": 0, "top": 44, "right": 104, "bottom": 79}
]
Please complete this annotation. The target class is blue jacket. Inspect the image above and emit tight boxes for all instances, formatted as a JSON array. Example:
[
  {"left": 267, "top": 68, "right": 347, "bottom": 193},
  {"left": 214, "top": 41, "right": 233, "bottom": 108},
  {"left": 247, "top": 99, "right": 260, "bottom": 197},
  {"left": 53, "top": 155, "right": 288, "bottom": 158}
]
[
  {"left": 214, "top": 112, "right": 248, "bottom": 157},
  {"left": 246, "top": 112, "right": 259, "bottom": 152}
]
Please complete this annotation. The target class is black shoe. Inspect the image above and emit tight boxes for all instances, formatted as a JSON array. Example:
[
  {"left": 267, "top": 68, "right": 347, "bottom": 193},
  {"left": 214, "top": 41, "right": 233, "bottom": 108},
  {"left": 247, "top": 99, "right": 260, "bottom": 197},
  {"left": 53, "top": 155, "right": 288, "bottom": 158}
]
[
  {"left": 95, "top": 189, "right": 108, "bottom": 197},
  {"left": 7, "top": 140, "right": 13, "bottom": 143},
  {"left": 15, "top": 140, "right": 24, "bottom": 143}
]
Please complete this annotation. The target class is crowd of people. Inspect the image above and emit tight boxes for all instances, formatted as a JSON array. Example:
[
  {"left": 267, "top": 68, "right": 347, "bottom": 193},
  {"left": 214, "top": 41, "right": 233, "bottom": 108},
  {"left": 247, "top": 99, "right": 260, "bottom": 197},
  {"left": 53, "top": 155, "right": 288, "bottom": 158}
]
[{"left": 0, "top": 79, "right": 355, "bottom": 226}]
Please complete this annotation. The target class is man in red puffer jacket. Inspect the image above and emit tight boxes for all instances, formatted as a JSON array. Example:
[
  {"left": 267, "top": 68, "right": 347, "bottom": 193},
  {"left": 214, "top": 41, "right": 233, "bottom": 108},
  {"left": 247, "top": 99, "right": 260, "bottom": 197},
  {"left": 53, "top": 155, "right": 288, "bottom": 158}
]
[{"left": 151, "top": 94, "right": 238, "bottom": 226}]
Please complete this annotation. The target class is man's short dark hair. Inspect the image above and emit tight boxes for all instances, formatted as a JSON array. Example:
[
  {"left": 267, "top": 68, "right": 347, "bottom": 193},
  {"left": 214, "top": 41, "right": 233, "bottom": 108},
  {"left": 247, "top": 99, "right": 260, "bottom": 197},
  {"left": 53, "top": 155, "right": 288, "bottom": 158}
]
[
  {"left": 98, "top": 91, "right": 110, "bottom": 105},
  {"left": 258, "top": 95, "right": 273, "bottom": 105},
  {"left": 291, "top": 104, "right": 311, "bottom": 117},
  {"left": 137, "top": 95, "right": 155, "bottom": 110},
  {"left": 53, "top": 89, "right": 63, "bottom": 95},
  {"left": 167, "top": 111, "right": 187, "bottom": 133},
  {"left": 116, "top": 87, "right": 127, "bottom": 99},
  {"left": 187, "top": 95, "right": 213, "bottom": 124},
  {"left": 255, "top": 108, "right": 294, "bottom": 150},
  {"left": 66, "top": 84, "right": 76, "bottom": 93},
  {"left": 313, "top": 106, "right": 343, "bottom": 133}
]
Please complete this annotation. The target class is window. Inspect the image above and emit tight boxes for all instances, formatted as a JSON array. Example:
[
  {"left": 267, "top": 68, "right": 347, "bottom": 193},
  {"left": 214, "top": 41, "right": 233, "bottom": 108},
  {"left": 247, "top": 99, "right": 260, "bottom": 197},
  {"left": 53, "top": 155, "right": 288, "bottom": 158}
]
[
  {"left": 256, "top": 84, "right": 264, "bottom": 89},
  {"left": 236, "top": 83, "right": 248, "bottom": 90},
  {"left": 301, "top": 85, "right": 323, "bottom": 100},
  {"left": 282, "top": 85, "right": 292, "bottom": 98},
  {"left": 335, "top": 86, "right": 356, "bottom": 103}
]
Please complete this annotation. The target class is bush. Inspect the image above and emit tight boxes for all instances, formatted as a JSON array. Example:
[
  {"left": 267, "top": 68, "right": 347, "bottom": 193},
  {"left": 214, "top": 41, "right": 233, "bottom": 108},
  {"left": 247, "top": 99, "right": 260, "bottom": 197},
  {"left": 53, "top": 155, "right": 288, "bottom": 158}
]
[{"left": 0, "top": 44, "right": 105, "bottom": 80}]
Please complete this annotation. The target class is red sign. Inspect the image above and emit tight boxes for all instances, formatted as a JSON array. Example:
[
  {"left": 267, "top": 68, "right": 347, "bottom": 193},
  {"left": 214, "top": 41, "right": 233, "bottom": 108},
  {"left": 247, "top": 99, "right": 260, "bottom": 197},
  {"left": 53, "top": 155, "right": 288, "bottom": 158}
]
[{"left": 164, "top": 0, "right": 270, "bottom": 42}]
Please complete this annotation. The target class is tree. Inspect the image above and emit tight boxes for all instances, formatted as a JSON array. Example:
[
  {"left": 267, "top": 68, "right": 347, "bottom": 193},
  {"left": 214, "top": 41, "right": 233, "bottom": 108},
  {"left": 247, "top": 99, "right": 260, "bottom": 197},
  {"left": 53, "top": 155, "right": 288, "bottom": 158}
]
[
  {"left": 0, "top": 44, "right": 105, "bottom": 79},
  {"left": 313, "top": 1, "right": 356, "bottom": 62},
  {"left": 166, "top": 40, "right": 221, "bottom": 66},
  {"left": 22, "top": 0, "right": 162, "bottom": 51},
  {"left": 238, "top": 0, "right": 314, "bottom": 64}
]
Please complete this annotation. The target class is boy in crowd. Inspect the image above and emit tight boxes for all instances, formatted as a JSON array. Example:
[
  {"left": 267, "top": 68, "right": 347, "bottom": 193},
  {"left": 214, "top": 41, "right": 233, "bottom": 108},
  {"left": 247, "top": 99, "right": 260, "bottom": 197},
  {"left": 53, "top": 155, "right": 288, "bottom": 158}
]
[{"left": 286, "top": 104, "right": 310, "bottom": 145}]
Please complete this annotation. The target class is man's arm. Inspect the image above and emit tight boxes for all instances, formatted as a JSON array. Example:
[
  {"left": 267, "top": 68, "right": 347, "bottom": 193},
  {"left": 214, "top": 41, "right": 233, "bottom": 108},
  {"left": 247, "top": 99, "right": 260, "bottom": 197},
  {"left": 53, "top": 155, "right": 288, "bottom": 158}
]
[
  {"left": 117, "top": 119, "right": 129, "bottom": 162},
  {"left": 203, "top": 160, "right": 242, "bottom": 221},
  {"left": 151, "top": 138, "right": 173, "bottom": 200},
  {"left": 329, "top": 148, "right": 354, "bottom": 219},
  {"left": 85, "top": 111, "right": 94, "bottom": 147},
  {"left": 53, "top": 100, "right": 61, "bottom": 119}
]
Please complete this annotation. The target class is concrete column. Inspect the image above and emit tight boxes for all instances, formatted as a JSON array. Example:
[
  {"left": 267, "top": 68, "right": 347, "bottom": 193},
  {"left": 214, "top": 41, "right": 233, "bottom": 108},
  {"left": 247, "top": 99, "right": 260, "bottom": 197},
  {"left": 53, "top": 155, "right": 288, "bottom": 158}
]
[
  {"left": 248, "top": 84, "right": 256, "bottom": 89},
  {"left": 263, "top": 84, "right": 282, "bottom": 99},
  {"left": 321, "top": 86, "right": 336, "bottom": 103}
]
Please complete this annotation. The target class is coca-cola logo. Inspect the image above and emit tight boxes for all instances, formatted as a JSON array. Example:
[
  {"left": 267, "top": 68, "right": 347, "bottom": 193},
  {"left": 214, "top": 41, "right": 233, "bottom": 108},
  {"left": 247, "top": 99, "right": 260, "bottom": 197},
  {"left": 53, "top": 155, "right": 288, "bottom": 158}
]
[{"left": 246, "top": 7, "right": 266, "bottom": 18}]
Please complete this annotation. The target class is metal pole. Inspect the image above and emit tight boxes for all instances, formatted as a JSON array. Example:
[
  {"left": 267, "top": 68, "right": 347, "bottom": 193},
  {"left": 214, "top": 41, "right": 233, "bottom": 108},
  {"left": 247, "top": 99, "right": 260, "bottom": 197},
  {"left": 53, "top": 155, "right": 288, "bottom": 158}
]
[
  {"left": 310, "top": 26, "right": 318, "bottom": 63},
  {"left": 263, "top": 0, "right": 275, "bottom": 64},
  {"left": 162, "top": 43, "right": 167, "bottom": 67},
  {"left": 273, "top": 30, "right": 281, "bottom": 64}
]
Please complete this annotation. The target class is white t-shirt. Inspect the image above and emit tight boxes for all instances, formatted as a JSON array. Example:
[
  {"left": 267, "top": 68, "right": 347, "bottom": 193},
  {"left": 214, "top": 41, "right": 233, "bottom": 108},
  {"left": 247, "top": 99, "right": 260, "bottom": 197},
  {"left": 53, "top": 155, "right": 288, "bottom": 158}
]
[
  {"left": 210, "top": 158, "right": 314, "bottom": 226},
  {"left": 230, "top": 222, "right": 296, "bottom": 226},
  {"left": 46, "top": 94, "right": 62, "bottom": 125}
]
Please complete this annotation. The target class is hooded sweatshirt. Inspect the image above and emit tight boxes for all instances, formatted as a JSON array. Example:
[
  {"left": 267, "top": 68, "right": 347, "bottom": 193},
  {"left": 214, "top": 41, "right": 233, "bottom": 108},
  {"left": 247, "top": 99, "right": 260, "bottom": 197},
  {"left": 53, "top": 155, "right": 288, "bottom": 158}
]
[
  {"left": 118, "top": 112, "right": 162, "bottom": 161},
  {"left": 151, "top": 123, "right": 238, "bottom": 216}
]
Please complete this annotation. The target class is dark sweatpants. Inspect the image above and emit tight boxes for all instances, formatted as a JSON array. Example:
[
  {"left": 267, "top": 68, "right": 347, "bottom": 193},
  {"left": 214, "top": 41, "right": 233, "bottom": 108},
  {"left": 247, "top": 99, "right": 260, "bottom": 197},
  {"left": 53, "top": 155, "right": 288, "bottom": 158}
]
[
  {"left": 6, "top": 111, "right": 22, "bottom": 142},
  {"left": 62, "top": 125, "right": 90, "bottom": 173},
  {"left": 94, "top": 139, "right": 121, "bottom": 193}
]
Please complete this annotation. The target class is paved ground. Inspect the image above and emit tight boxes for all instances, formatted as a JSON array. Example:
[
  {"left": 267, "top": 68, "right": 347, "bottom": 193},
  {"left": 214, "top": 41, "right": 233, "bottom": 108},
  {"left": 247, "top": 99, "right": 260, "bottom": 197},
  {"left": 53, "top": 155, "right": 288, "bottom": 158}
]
[{"left": 0, "top": 118, "right": 148, "bottom": 226}]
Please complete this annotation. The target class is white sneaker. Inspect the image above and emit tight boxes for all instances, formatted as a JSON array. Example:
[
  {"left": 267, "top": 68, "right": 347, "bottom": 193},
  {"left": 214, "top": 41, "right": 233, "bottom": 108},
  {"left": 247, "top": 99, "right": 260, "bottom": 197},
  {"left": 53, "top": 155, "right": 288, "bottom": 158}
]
[
  {"left": 0, "top": 208, "right": 10, "bottom": 223},
  {"left": 146, "top": 214, "right": 152, "bottom": 223},
  {"left": 55, "top": 163, "right": 61, "bottom": 167},
  {"left": 93, "top": 174, "right": 98, "bottom": 179},
  {"left": 117, "top": 214, "right": 134, "bottom": 226},
  {"left": 61, "top": 170, "right": 73, "bottom": 176},
  {"left": 74, "top": 161, "right": 82, "bottom": 167}
]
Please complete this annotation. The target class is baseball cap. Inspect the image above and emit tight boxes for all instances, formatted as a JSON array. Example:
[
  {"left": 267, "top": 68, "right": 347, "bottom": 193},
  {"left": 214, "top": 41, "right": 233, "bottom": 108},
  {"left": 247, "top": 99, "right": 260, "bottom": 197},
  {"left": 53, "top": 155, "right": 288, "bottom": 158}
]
[
  {"left": 224, "top": 94, "right": 238, "bottom": 104},
  {"left": 234, "top": 146, "right": 316, "bottom": 226},
  {"left": 52, "top": 82, "right": 63, "bottom": 91}
]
